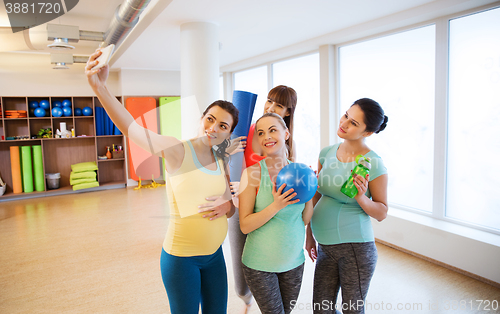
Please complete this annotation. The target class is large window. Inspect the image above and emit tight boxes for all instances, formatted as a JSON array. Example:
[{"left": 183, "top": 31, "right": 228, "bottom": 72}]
[
  {"left": 273, "top": 53, "right": 320, "bottom": 169},
  {"left": 447, "top": 7, "right": 500, "bottom": 231},
  {"left": 339, "top": 26, "right": 436, "bottom": 213}
]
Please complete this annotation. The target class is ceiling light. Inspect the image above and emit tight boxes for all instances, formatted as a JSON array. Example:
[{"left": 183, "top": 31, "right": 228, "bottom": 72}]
[
  {"left": 52, "top": 62, "right": 69, "bottom": 70},
  {"left": 47, "top": 24, "right": 79, "bottom": 49},
  {"left": 47, "top": 38, "right": 75, "bottom": 50}
]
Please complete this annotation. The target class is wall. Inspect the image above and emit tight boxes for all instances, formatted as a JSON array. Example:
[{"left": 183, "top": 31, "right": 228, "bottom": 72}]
[
  {"left": 373, "top": 208, "right": 500, "bottom": 285},
  {"left": 120, "top": 68, "right": 180, "bottom": 96},
  {"left": 0, "top": 53, "right": 121, "bottom": 96}
]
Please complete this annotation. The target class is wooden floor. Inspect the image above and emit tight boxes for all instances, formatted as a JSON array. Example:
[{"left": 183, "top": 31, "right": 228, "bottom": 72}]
[{"left": 1, "top": 187, "right": 499, "bottom": 314}]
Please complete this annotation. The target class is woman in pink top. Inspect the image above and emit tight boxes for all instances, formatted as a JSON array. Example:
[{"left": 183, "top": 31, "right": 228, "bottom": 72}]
[{"left": 229, "top": 85, "right": 298, "bottom": 313}]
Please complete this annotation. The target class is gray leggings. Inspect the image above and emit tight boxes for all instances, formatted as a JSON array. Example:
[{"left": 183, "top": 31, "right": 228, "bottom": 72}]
[
  {"left": 228, "top": 210, "right": 253, "bottom": 304},
  {"left": 242, "top": 263, "right": 305, "bottom": 314},
  {"left": 313, "top": 242, "right": 377, "bottom": 314}
]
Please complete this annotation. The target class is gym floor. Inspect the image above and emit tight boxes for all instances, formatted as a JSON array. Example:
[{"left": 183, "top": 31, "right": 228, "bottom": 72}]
[{"left": 1, "top": 187, "right": 498, "bottom": 313}]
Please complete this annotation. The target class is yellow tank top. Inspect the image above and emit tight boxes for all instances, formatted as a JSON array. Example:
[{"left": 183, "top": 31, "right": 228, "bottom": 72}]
[{"left": 163, "top": 140, "right": 228, "bottom": 256}]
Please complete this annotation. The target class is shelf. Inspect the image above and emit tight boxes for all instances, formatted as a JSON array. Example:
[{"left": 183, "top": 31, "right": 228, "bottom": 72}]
[
  {"left": 98, "top": 158, "right": 125, "bottom": 162},
  {"left": 0, "top": 137, "right": 97, "bottom": 142},
  {"left": 0, "top": 139, "right": 42, "bottom": 143},
  {"left": 0, "top": 96, "right": 126, "bottom": 202},
  {"left": 96, "top": 135, "right": 123, "bottom": 138},
  {"left": 0, "top": 182, "right": 127, "bottom": 202},
  {"left": 0, "top": 189, "right": 48, "bottom": 198},
  {"left": 43, "top": 137, "right": 93, "bottom": 140}
]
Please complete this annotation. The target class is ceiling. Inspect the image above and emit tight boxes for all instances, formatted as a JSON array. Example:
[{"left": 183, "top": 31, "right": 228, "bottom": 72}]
[{"left": 0, "top": 0, "right": 498, "bottom": 75}]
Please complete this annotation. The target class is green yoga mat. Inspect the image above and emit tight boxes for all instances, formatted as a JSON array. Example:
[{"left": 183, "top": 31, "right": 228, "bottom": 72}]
[
  {"left": 21, "top": 146, "right": 34, "bottom": 193},
  {"left": 159, "top": 97, "right": 181, "bottom": 138},
  {"left": 159, "top": 97, "right": 181, "bottom": 179},
  {"left": 32, "top": 145, "right": 44, "bottom": 192}
]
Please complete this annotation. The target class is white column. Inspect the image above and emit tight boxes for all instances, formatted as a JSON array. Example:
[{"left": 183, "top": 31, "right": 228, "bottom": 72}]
[
  {"left": 222, "top": 72, "right": 233, "bottom": 101},
  {"left": 319, "top": 44, "right": 337, "bottom": 148},
  {"left": 180, "top": 22, "right": 219, "bottom": 139}
]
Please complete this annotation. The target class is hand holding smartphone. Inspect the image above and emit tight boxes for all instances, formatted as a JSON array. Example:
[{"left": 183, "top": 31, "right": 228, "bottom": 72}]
[{"left": 94, "top": 44, "right": 115, "bottom": 70}]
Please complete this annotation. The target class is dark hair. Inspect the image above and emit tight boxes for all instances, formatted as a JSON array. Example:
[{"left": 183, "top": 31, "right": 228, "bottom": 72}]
[
  {"left": 202, "top": 100, "right": 239, "bottom": 168},
  {"left": 267, "top": 85, "right": 297, "bottom": 159},
  {"left": 202, "top": 100, "right": 239, "bottom": 132},
  {"left": 352, "top": 98, "right": 388, "bottom": 134},
  {"left": 256, "top": 113, "right": 291, "bottom": 159}
]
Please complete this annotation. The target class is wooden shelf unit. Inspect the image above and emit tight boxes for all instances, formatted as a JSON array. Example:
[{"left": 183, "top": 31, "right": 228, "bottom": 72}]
[{"left": 0, "top": 96, "right": 126, "bottom": 201}]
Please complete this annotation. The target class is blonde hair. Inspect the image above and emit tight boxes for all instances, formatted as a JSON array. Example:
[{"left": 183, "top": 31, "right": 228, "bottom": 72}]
[{"left": 256, "top": 113, "right": 290, "bottom": 159}]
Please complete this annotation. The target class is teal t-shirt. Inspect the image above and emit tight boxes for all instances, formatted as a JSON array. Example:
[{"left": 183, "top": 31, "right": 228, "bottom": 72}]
[
  {"left": 311, "top": 143, "right": 387, "bottom": 245},
  {"left": 242, "top": 159, "right": 306, "bottom": 272}
]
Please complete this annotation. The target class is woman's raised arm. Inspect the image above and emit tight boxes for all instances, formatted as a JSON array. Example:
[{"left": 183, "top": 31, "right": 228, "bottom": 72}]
[{"left": 85, "top": 48, "right": 184, "bottom": 172}]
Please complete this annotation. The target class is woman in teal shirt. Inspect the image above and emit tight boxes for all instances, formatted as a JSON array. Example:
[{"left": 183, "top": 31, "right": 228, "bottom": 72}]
[
  {"left": 239, "top": 113, "right": 313, "bottom": 314},
  {"left": 306, "top": 98, "right": 388, "bottom": 314}
]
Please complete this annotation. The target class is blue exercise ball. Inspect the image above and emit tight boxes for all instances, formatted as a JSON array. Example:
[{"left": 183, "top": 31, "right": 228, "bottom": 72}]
[
  {"left": 52, "top": 100, "right": 62, "bottom": 108},
  {"left": 74, "top": 108, "right": 82, "bottom": 116},
  {"left": 39, "top": 100, "right": 50, "bottom": 110},
  {"left": 275, "top": 163, "right": 318, "bottom": 204},
  {"left": 52, "top": 107, "right": 63, "bottom": 117},
  {"left": 62, "top": 106, "right": 72, "bottom": 117},
  {"left": 34, "top": 108, "right": 46, "bottom": 117},
  {"left": 29, "top": 101, "right": 39, "bottom": 109},
  {"left": 82, "top": 106, "right": 93, "bottom": 116},
  {"left": 62, "top": 99, "right": 71, "bottom": 107}
]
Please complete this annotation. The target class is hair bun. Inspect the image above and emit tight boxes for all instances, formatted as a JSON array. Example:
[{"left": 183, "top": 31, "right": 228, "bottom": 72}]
[{"left": 376, "top": 115, "right": 388, "bottom": 133}]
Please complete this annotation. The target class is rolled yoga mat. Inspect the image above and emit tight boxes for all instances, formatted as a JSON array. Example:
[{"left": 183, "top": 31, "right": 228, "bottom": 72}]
[
  {"left": 32, "top": 145, "right": 44, "bottom": 192},
  {"left": 21, "top": 146, "right": 34, "bottom": 193},
  {"left": 229, "top": 90, "right": 257, "bottom": 182},
  {"left": 95, "top": 107, "right": 103, "bottom": 136},
  {"left": 10, "top": 146, "right": 23, "bottom": 194}
]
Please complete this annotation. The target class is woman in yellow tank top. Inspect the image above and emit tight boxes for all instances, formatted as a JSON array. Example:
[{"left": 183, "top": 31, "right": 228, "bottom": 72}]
[{"left": 86, "top": 49, "right": 239, "bottom": 314}]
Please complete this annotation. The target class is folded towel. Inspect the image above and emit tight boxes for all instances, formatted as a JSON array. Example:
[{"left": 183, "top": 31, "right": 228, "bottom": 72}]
[
  {"left": 70, "top": 171, "right": 97, "bottom": 181},
  {"left": 72, "top": 181, "right": 100, "bottom": 191},
  {"left": 70, "top": 178, "right": 97, "bottom": 186},
  {"left": 71, "top": 161, "right": 98, "bottom": 173}
]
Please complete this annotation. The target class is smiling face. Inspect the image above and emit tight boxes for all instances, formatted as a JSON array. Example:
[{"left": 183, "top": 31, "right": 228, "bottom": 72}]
[
  {"left": 337, "top": 104, "right": 373, "bottom": 140},
  {"left": 199, "top": 105, "right": 234, "bottom": 146},
  {"left": 256, "top": 115, "right": 290, "bottom": 157},
  {"left": 263, "top": 98, "right": 290, "bottom": 119}
]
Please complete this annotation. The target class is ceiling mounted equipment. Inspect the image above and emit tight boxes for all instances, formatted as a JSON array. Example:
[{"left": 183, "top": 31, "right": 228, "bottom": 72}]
[
  {"left": 47, "top": 24, "right": 105, "bottom": 49},
  {"left": 47, "top": 0, "right": 153, "bottom": 68},
  {"left": 47, "top": 37, "right": 75, "bottom": 50},
  {"left": 103, "top": 0, "right": 152, "bottom": 47},
  {"left": 50, "top": 53, "right": 88, "bottom": 69},
  {"left": 47, "top": 24, "right": 79, "bottom": 49}
]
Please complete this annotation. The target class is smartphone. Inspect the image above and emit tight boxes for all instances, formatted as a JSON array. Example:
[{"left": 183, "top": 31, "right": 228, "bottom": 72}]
[{"left": 94, "top": 44, "right": 115, "bottom": 70}]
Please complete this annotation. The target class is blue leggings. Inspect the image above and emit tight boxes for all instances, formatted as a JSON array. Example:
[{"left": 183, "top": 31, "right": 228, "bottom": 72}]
[{"left": 160, "top": 246, "right": 228, "bottom": 314}]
